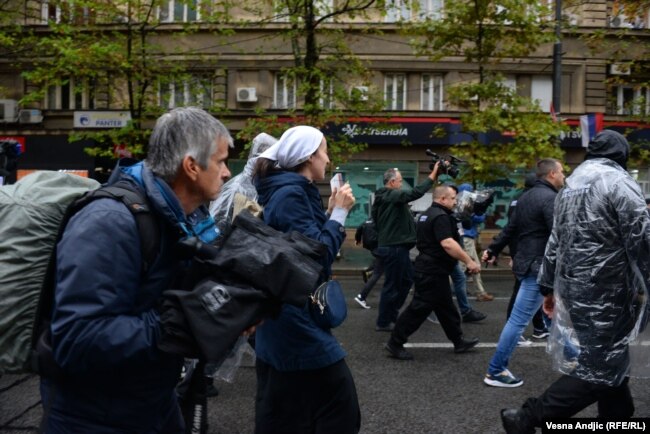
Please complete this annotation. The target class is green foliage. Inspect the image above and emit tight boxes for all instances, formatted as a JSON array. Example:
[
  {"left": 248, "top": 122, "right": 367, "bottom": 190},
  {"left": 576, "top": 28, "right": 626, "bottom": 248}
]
[
  {"left": 13, "top": 0, "right": 230, "bottom": 157},
  {"left": 581, "top": 0, "right": 650, "bottom": 170},
  {"left": 409, "top": 0, "right": 554, "bottom": 69},
  {"left": 405, "top": 0, "right": 565, "bottom": 183},
  {"left": 235, "top": 0, "right": 385, "bottom": 163}
]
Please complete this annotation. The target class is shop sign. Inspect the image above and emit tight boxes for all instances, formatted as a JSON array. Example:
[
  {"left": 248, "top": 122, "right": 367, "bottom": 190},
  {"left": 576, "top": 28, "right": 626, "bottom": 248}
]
[{"left": 74, "top": 111, "right": 131, "bottom": 128}]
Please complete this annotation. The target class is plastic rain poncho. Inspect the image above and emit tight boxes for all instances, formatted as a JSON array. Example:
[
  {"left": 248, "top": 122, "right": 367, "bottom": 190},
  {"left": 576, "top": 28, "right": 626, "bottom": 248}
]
[
  {"left": 538, "top": 157, "right": 650, "bottom": 387},
  {"left": 209, "top": 133, "right": 277, "bottom": 232}
]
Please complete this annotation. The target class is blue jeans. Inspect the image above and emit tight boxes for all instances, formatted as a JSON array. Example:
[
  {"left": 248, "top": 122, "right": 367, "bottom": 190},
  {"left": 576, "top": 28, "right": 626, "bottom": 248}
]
[
  {"left": 450, "top": 263, "right": 471, "bottom": 315},
  {"left": 376, "top": 245, "right": 414, "bottom": 328},
  {"left": 488, "top": 275, "right": 545, "bottom": 376}
]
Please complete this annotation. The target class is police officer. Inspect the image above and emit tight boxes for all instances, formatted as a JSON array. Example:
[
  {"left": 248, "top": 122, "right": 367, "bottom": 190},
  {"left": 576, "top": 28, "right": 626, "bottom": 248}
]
[{"left": 385, "top": 184, "right": 480, "bottom": 360}]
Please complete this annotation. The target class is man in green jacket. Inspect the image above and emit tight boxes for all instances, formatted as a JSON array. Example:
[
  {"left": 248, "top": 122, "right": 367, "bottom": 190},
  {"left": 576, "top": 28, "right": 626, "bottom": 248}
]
[{"left": 372, "top": 163, "right": 440, "bottom": 331}]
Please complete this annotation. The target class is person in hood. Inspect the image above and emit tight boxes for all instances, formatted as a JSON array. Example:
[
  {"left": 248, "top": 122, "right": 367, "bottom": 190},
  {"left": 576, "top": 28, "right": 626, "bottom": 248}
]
[
  {"left": 209, "top": 132, "right": 277, "bottom": 232},
  {"left": 501, "top": 130, "right": 650, "bottom": 433},
  {"left": 252, "top": 125, "right": 359, "bottom": 434},
  {"left": 372, "top": 164, "right": 441, "bottom": 331},
  {"left": 40, "top": 107, "right": 233, "bottom": 433},
  {"left": 457, "top": 183, "right": 494, "bottom": 302}
]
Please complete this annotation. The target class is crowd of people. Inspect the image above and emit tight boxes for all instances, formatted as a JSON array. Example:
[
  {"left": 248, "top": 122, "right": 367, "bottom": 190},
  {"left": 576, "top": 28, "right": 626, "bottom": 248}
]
[{"left": 36, "top": 106, "right": 649, "bottom": 433}]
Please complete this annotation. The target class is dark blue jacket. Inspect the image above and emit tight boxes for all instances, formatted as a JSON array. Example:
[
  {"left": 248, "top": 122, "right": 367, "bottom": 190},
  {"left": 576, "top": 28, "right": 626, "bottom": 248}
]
[
  {"left": 488, "top": 179, "right": 558, "bottom": 279},
  {"left": 255, "top": 171, "right": 346, "bottom": 371},
  {"left": 41, "top": 162, "right": 203, "bottom": 433}
]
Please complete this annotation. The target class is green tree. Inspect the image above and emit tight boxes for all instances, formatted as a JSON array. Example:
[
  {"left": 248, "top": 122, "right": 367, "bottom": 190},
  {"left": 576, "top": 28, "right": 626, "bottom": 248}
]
[
  {"left": 407, "top": 0, "right": 568, "bottom": 183},
  {"left": 13, "top": 0, "right": 230, "bottom": 157},
  {"left": 234, "top": 0, "right": 387, "bottom": 164},
  {"left": 583, "top": 0, "right": 650, "bottom": 169}
]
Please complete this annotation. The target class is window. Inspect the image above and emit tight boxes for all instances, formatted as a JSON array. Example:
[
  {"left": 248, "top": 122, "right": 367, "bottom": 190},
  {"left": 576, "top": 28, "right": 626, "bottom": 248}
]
[
  {"left": 385, "top": 0, "right": 410, "bottom": 22},
  {"left": 385, "top": 74, "right": 406, "bottom": 110},
  {"left": 417, "top": 0, "right": 443, "bottom": 20},
  {"left": 41, "top": 0, "right": 95, "bottom": 24},
  {"left": 274, "top": 73, "right": 296, "bottom": 109},
  {"left": 531, "top": 75, "right": 552, "bottom": 113},
  {"left": 610, "top": 85, "right": 650, "bottom": 115},
  {"left": 45, "top": 77, "right": 96, "bottom": 110},
  {"left": 159, "top": 0, "right": 199, "bottom": 22},
  {"left": 314, "top": 0, "right": 334, "bottom": 20},
  {"left": 320, "top": 79, "right": 335, "bottom": 109},
  {"left": 159, "top": 76, "right": 213, "bottom": 109},
  {"left": 610, "top": 1, "right": 649, "bottom": 29},
  {"left": 421, "top": 74, "right": 443, "bottom": 111}
]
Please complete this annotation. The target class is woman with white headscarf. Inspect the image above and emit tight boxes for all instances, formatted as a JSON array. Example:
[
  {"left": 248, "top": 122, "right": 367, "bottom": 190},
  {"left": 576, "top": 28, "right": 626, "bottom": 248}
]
[{"left": 253, "top": 125, "right": 359, "bottom": 434}]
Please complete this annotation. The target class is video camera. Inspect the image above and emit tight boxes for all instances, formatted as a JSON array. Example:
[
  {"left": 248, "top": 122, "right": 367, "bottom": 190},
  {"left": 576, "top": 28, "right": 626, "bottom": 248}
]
[{"left": 425, "top": 149, "right": 465, "bottom": 179}]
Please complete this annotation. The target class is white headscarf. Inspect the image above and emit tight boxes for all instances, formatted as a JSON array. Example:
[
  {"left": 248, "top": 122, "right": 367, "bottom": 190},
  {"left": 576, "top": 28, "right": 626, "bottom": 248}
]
[{"left": 258, "top": 125, "right": 324, "bottom": 169}]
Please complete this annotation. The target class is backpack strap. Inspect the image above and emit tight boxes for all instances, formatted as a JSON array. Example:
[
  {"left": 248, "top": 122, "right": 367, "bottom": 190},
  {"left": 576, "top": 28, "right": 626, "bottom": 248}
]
[{"left": 30, "top": 180, "right": 161, "bottom": 369}]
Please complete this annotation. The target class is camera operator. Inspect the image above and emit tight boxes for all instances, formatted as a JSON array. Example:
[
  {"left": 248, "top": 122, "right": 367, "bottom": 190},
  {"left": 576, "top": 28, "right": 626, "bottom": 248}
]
[
  {"left": 458, "top": 183, "right": 494, "bottom": 302},
  {"left": 371, "top": 162, "right": 441, "bottom": 332}
]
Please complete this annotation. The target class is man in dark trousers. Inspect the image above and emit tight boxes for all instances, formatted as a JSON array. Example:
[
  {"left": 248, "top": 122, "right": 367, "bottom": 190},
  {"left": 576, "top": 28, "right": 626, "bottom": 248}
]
[
  {"left": 384, "top": 185, "right": 481, "bottom": 360},
  {"left": 372, "top": 164, "right": 440, "bottom": 331},
  {"left": 501, "top": 130, "right": 650, "bottom": 432}
]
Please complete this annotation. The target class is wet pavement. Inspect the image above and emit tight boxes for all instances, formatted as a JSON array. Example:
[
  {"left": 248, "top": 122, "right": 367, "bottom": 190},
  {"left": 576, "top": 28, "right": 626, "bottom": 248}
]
[{"left": 2, "top": 253, "right": 649, "bottom": 433}]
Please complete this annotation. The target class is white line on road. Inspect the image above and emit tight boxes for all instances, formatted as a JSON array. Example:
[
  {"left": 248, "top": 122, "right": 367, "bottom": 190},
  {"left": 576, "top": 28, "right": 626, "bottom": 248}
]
[
  {"left": 404, "top": 341, "right": 650, "bottom": 349},
  {"left": 404, "top": 342, "right": 547, "bottom": 348}
]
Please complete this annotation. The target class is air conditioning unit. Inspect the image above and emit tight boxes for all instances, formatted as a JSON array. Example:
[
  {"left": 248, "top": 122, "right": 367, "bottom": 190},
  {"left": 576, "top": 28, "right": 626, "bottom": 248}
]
[
  {"left": 351, "top": 86, "right": 369, "bottom": 101},
  {"left": 610, "top": 63, "right": 631, "bottom": 76},
  {"left": 19, "top": 109, "right": 44, "bottom": 124},
  {"left": 0, "top": 99, "right": 18, "bottom": 123},
  {"left": 236, "top": 87, "right": 258, "bottom": 102}
]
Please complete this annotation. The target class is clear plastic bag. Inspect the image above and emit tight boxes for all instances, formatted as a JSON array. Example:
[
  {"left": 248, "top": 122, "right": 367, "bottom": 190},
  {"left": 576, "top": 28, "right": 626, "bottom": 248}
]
[{"left": 211, "top": 336, "right": 256, "bottom": 383}]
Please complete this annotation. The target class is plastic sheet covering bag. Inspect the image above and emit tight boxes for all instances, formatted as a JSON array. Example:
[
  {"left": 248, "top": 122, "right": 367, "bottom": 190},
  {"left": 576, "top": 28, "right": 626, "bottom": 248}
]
[
  {"left": 453, "top": 188, "right": 494, "bottom": 221},
  {"left": 158, "top": 209, "right": 326, "bottom": 363},
  {"left": 209, "top": 133, "right": 277, "bottom": 233},
  {"left": 538, "top": 158, "right": 650, "bottom": 387},
  {"left": 0, "top": 172, "right": 100, "bottom": 374}
]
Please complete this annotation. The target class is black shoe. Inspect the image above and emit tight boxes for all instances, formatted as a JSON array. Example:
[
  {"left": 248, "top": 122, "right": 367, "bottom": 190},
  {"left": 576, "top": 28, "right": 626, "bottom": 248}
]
[
  {"left": 205, "top": 379, "right": 219, "bottom": 398},
  {"left": 384, "top": 342, "right": 414, "bottom": 360},
  {"left": 453, "top": 337, "right": 479, "bottom": 353},
  {"left": 501, "top": 408, "right": 535, "bottom": 434},
  {"left": 375, "top": 323, "right": 394, "bottom": 332},
  {"left": 462, "top": 310, "right": 487, "bottom": 323}
]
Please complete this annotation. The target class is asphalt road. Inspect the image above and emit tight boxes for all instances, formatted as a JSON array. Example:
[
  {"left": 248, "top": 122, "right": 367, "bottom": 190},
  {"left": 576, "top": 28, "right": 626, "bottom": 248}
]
[{"left": 2, "top": 273, "right": 649, "bottom": 433}]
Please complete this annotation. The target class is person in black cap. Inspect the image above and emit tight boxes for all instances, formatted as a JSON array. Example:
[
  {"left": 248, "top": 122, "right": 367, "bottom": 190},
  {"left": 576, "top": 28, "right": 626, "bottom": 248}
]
[{"left": 501, "top": 130, "right": 650, "bottom": 432}]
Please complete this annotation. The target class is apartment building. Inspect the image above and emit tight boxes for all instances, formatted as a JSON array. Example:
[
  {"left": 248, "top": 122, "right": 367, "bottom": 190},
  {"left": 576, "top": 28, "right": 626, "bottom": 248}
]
[{"left": 0, "top": 0, "right": 648, "bottom": 227}]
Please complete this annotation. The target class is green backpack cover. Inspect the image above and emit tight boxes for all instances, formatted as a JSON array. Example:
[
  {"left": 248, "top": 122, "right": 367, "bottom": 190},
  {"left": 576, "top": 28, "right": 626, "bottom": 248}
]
[{"left": 0, "top": 171, "right": 100, "bottom": 375}]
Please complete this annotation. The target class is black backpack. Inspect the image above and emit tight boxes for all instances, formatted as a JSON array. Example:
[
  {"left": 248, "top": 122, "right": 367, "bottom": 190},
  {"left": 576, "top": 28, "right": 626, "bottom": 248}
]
[
  {"left": 29, "top": 179, "right": 160, "bottom": 377},
  {"left": 361, "top": 219, "right": 378, "bottom": 251}
]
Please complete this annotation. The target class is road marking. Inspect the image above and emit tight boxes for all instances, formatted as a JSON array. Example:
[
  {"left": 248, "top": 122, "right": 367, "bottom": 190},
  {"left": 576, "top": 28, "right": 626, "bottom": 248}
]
[
  {"left": 404, "top": 341, "right": 650, "bottom": 349},
  {"left": 404, "top": 342, "right": 547, "bottom": 348}
]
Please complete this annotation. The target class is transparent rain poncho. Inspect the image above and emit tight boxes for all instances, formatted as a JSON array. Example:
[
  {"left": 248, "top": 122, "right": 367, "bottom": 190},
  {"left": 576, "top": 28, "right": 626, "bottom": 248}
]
[
  {"left": 538, "top": 158, "right": 650, "bottom": 386},
  {"left": 209, "top": 133, "right": 277, "bottom": 232}
]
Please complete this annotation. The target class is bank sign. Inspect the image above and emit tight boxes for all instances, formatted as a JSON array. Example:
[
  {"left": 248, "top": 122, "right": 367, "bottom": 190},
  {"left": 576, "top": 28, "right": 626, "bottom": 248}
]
[{"left": 74, "top": 111, "right": 131, "bottom": 128}]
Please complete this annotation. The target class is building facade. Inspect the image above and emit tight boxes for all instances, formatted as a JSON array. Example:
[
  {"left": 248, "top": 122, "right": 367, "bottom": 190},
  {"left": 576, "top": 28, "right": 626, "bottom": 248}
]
[{"left": 1, "top": 0, "right": 649, "bottom": 227}]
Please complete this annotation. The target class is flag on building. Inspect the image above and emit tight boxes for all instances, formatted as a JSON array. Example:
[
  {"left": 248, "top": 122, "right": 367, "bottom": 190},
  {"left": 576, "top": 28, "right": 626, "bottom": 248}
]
[{"left": 580, "top": 113, "right": 604, "bottom": 148}]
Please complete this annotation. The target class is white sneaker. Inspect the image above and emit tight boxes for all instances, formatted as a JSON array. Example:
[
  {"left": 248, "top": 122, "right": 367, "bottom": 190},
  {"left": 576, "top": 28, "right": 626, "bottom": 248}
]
[
  {"left": 484, "top": 369, "right": 524, "bottom": 388},
  {"left": 354, "top": 295, "right": 371, "bottom": 309},
  {"left": 517, "top": 336, "right": 533, "bottom": 347}
]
